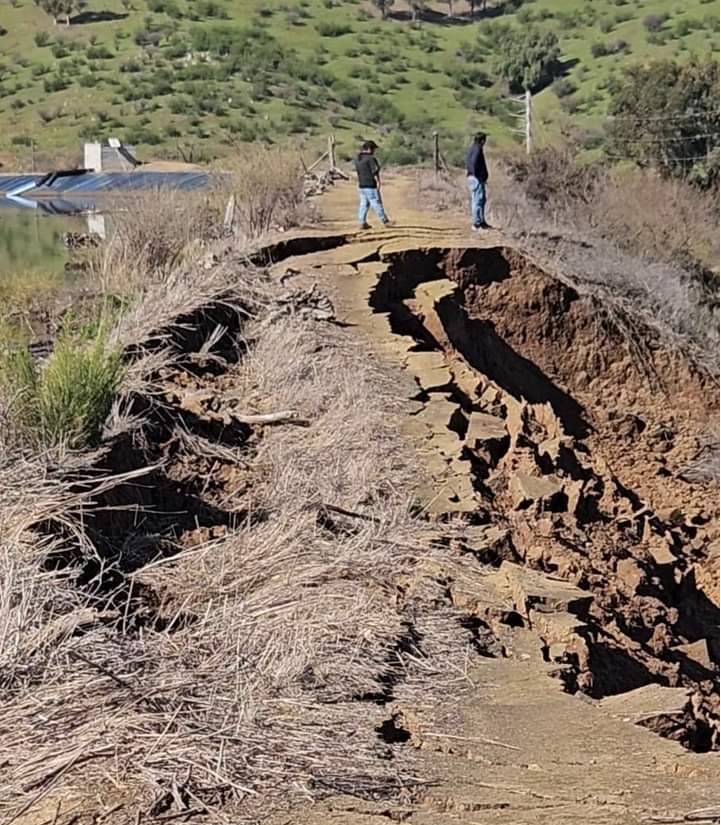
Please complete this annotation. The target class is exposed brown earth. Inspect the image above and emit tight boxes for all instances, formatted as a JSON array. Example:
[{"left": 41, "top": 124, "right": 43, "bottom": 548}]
[
  {"left": 6, "top": 175, "right": 718, "bottom": 825},
  {"left": 262, "top": 175, "right": 719, "bottom": 822}
]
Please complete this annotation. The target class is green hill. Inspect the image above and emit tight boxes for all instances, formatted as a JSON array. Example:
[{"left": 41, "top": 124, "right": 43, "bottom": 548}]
[{"left": 0, "top": 0, "right": 718, "bottom": 167}]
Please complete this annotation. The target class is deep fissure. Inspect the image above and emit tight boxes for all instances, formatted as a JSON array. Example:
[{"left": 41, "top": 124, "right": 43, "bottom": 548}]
[{"left": 369, "top": 245, "right": 719, "bottom": 752}]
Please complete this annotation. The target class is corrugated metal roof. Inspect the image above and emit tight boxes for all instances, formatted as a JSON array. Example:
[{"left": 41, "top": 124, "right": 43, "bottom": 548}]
[
  {"left": 0, "top": 171, "right": 211, "bottom": 196},
  {"left": 34, "top": 171, "right": 211, "bottom": 195},
  {"left": 0, "top": 175, "right": 43, "bottom": 194},
  {"left": 0, "top": 195, "right": 93, "bottom": 213}
]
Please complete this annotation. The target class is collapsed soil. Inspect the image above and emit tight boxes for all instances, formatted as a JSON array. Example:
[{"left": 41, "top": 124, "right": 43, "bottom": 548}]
[
  {"left": 368, "top": 245, "right": 719, "bottom": 739},
  {"left": 3, "top": 179, "right": 719, "bottom": 825}
]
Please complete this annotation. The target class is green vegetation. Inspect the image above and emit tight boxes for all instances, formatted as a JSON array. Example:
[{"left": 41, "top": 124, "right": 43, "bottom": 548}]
[
  {"left": 0, "top": 0, "right": 717, "bottom": 165},
  {"left": 0, "top": 313, "right": 124, "bottom": 449},
  {"left": 608, "top": 58, "right": 719, "bottom": 188}
]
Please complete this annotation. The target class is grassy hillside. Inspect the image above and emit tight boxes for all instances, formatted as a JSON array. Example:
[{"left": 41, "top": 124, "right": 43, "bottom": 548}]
[{"left": 0, "top": 0, "right": 718, "bottom": 168}]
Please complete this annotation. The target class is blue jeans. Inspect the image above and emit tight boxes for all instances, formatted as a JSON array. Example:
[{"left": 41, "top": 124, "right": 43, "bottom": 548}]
[
  {"left": 467, "top": 176, "right": 486, "bottom": 227},
  {"left": 358, "top": 187, "right": 387, "bottom": 225}
]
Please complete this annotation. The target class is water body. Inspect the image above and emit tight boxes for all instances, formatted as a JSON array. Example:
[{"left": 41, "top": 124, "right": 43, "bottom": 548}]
[{"left": 0, "top": 204, "right": 90, "bottom": 274}]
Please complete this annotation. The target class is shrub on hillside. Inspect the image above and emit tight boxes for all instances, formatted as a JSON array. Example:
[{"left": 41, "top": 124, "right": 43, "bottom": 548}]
[
  {"left": 552, "top": 77, "right": 577, "bottom": 98},
  {"left": 169, "top": 95, "right": 193, "bottom": 113},
  {"left": 357, "top": 94, "right": 403, "bottom": 127},
  {"left": 507, "top": 146, "right": 599, "bottom": 206},
  {"left": 43, "top": 74, "right": 69, "bottom": 92},
  {"left": 608, "top": 58, "right": 719, "bottom": 188},
  {"left": 86, "top": 44, "right": 113, "bottom": 59},
  {"left": 316, "top": 20, "right": 352, "bottom": 36},
  {"left": 188, "top": 0, "right": 229, "bottom": 19},
  {"left": 124, "top": 125, "right": 162, "bottom": 145},
  {"left": 50, "top": 42, "right": 70, "bottom": 58},
  {"left": 643, "top": 13, "right": 667, "bottom": 32},
  {"left": 147, "top": 0, "right": 183, "bottom": 16},
  {"left": 490, "top": 24, "right": 563, "bottom": 93},
  {"left": 674, "top": 18, "right": 693, "bottom": 37},
  {"left": 34, "top": 31, "right": 51, "bottom": 47}
]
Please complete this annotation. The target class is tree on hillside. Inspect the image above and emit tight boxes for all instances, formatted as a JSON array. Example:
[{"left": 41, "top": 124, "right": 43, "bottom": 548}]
[
  {"left": 608, "top": 59, "right": 719, "bottom": 189},
  {"left": 33, "top": 0, "right": 87, "bottom": 25},
  {"left": 374, "top": 0, "right": 395, "bottom": 19},
  {"left": 492, "top": 26, "right": 562, "bottom": 93}
]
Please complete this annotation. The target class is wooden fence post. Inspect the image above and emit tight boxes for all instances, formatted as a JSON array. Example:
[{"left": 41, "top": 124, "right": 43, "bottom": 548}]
[
  {"left": 433, "top": 131, "right": 440, "bottom": 175},
  {"left": 328, "top": 134, "right": 337, "bottom": 172}
]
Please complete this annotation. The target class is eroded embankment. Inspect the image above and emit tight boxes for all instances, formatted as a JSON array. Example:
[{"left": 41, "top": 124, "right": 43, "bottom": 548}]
[
  {"left": 5, "top": 235, "right": 718, "bottom": 824},
  {"left": 368, "top": 245, "right": 719, "bottom": 750},
  {"left": 4, "top": 260, "right": 524, "bottom": 822}
]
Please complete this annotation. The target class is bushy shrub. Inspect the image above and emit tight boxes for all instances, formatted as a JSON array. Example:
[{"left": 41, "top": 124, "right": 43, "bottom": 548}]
[
  {"left": 316, "top": 20, "right": 352, "bottom": 36},
  {"left": 552, "top": 77, "right": 577, "bottom": 98},
  {"left": 50, "top": 42, "right": 70, "bottom": 59},
  {"left": 0, "top": 320, "right": 124, "bottom": 449},
  {"left": 223, "top": 144, "right": 306, "bottom": 238},
  {"left": 674, "top": 18, "right": 693, "bottom": 37},
  {"left": 357, "top": 94, "right": 403, "bottom": 126},
  {"left": 135, "top": 28, "right": 164, "bottom": 46},
  {"left": 124, "top": 125, "right": 163, "bottom": 145},
  {"left": 491, "top": 24, "right": 563, "bottom": 93},
  {"left": 86, "top": 45, "right": 114, "bottom": 60},
  {"left": 43, "top": 74, "right": 69, "bottom": 93},
  {"left": 169, "top": 95, "right": 193, "bottom": 113},
  {"left": 34, "top": 31, "right": 51, "bottom": 47},
  {"left": 148, "top": 0, "right": 183, "bottom": 15},
  {"left": 643, "top": 13, "right": 667, "bottom": 32},
  {"left": 188, "top": 0, "right": 229, "bottom": 19}
]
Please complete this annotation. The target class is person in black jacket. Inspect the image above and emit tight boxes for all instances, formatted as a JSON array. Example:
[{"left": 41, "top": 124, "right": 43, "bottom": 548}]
[
  {"left": 466, "top": 133, "right": 489, "bottom": 230},
  {"left": 353, "top": 140, "right": 390, "bottom": 229}
]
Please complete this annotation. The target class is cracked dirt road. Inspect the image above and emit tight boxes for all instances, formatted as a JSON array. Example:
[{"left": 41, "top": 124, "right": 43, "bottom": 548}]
[{"left": 265, "top": 173, "right": 719, "bottom": 824}]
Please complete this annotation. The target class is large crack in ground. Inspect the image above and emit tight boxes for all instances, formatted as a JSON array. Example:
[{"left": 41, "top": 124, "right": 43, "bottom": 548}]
[
  {"left": 9, "top": 232, "right": 718, "bottom": 824},
  {"left": 366, "top": 245, "right": 719, "bottom": 752}
]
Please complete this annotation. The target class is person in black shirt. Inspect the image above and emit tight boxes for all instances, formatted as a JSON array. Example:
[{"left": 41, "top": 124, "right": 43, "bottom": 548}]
[
  {"left": 466, "top": 133, "right": 490, "bottom": 230},
  {"left": 353, "top": 140, "right": 390, "bottom": 229}
]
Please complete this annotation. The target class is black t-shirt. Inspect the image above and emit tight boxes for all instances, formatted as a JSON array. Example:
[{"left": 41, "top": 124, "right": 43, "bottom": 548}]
[{"left": 354, "top": 153, "right": 380, "bottom": 188}]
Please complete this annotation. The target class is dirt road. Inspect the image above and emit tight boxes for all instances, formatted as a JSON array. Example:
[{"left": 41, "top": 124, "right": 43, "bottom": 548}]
[
  {"left": 8, "top": 174, "right": 717, "bottom": 825},
  {"left": 265, "top": 174, "right": 719, "bottom": 824}
]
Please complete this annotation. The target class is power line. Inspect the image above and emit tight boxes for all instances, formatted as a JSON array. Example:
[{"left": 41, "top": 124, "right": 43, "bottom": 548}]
[
  {"left": 612, "top": 132, "right": 718, "bottom": 144},
  {"left": 604, "top": 152, "right": 715, "bottom": 162},
  {"left": 606, "top": 111, "right": 720, "bottom": 123}
]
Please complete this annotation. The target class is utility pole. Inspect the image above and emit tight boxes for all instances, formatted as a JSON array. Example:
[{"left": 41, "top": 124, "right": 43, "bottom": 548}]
[
  {"left": 525, "top": 89, "right": 533, "bottom": 155},
  {"left": 433, "top": 131, "right": 440, "bottom": 176},
  {"left": 506, "top": 91, "right": 533, "bottom": 154},
  {"left": 328, "top": 134, "right": 337, "bottom": 173}
]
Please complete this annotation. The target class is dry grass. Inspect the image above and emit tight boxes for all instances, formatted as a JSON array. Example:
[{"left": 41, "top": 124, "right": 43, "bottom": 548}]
[
  {"left": 88, "top": 188, "right": 227, "bottom": 296},
  {"left": 220, "top": 144, "right": 308, "bottom": 241},
  {"left": 590, "top": 169, "right": 719, "bottom": 271},
  {"left": 0, "top": 270, "right": 477, "bottom": 821}
]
